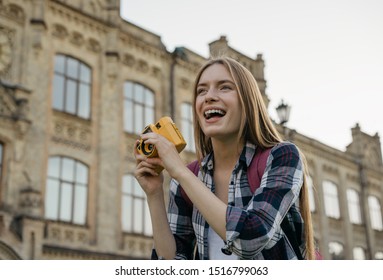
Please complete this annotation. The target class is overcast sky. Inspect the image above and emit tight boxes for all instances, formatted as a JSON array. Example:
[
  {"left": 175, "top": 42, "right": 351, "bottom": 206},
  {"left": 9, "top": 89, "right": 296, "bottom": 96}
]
[{"left": 120, "top": 0, "right": 383, "bottom": 153}]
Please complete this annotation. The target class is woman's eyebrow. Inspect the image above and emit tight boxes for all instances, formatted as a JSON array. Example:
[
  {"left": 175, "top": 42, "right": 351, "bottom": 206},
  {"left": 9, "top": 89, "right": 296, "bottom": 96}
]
[{"left": 197, "top": 79, "right": 234, "bottom": 87}]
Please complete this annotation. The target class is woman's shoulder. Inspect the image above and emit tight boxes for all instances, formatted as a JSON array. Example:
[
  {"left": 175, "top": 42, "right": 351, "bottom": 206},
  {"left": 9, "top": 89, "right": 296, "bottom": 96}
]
[{"left": 269, "top": 141, "right": 301, "bottom": 160}]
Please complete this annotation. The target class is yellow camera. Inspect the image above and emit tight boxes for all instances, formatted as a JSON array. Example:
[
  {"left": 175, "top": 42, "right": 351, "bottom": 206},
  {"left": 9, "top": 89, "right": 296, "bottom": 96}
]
[{"left": 136, "top": 116, "right": 187, "bottom": 160}]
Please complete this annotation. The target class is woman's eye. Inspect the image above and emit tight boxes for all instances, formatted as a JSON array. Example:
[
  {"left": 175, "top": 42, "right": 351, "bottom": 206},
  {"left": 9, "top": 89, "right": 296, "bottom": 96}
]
[
  {"left": 221, "top": 85, "right": 231, "bottom": 90},
  {"left": 197, "top": 88, "right": 207, "bottom": 95}
]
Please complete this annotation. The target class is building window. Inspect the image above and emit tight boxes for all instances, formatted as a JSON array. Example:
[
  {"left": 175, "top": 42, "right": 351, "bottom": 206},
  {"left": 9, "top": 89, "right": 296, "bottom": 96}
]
[
  {"left": 375, "top": 251, "right": 383, "bottom": 259},
  {"left": 52, "top": 54, "right": 91, "bottom": 119},
  {"left": 353, "top": 247, "right": 366, "bottom": 260},
  {"left": 347, "top": 189, "right": 362, "bottom": 224},
  {"left": 368, "top": 195, "right": 383, "bottom": 231},
  {"left": 323, "top": 180, "right": 340, "bottom": 219},
  {"left": 329, "top": 241, "right": 344, "bottom": 260},
  {"left": 45, "top": 156, "right": 89, "bottom": 225},
  {"left": 307, "top": 175, "right": 316, "bottom": 212},
  {"left": 181, "top": 103, "right": 195, "bottom": 152},
  {"left": 121, "top": 174, "right": 152, "bottom": 236},
  {"left": 123, "top": 82, "right": 154, "bottom": 134}
]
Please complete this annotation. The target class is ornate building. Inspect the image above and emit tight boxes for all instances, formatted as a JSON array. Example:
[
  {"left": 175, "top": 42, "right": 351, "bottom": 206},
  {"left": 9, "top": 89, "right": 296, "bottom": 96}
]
[{"left": 0, "top": 0, "right": 382, "bottom": 260}]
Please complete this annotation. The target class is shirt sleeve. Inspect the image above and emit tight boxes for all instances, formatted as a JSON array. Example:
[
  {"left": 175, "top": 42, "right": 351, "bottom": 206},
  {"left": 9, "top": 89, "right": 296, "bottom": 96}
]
[
  {"left": 165, "top": 178, "right": 196, "bottom": 260},
  {"left": 225, "top": 142, "right": 304, "bottom": 259}
]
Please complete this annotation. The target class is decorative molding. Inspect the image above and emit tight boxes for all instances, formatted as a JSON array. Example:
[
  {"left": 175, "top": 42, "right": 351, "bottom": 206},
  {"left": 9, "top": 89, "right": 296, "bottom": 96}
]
[
  {"left": 86, "top": 38, "right": 101, "bottom": 53},
  {"left": 322, "top": 164, "right": 339, "bottom": 175},
  {"left": 0, "top": 2, "right": 26, "bottom": 25},
  {"left": 51, "top": 114, "right": 92, "bottom": 151},
  {"left": 69, "top": 31, "right": 85, "bottom": 47},
  {"left": 52, "top": 23, "right": 69, "bottom": 39},
  {"left": 45, "top": 223, "right": 90, "bottom": 246}
]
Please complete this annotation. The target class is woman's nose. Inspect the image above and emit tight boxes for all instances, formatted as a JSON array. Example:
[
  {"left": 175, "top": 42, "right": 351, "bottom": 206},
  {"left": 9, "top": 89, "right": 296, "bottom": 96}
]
[{"left": 204, "top": 88, "right": 219, "bottom": 102}]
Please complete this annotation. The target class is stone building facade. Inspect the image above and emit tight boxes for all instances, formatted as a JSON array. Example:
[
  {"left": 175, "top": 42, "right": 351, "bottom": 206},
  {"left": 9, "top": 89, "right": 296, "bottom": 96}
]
[{"left": 0, "top": 0, "right": 382, "bottom": 260}]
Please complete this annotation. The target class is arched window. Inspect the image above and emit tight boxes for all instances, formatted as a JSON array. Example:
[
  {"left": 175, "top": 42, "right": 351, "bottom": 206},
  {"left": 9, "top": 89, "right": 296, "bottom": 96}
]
[
  {"left": 121, "top": 174, "right": 152, "bottom": 236},
  {"left": 123, "top": 82, "right": 154, "bottom": 134},
  {"left": 368, "top": 195, "right": 383, "bottom": 231},
  {"left": 52, "top": 54, "right": 91, "bottom": 119},
  {"left": 375, "top": 251, "right": 383, "bottom": 260},
  {"left": 323, "top": 180, "right": 340, "bottom": 219},
  {"left": 45, "top": 156, "right": 89, "bottom": 225},
  {"left": 353, "top": 247, "right": 366, "bottom": 260},
  {"left": 181, "top": 102, "right": 195, "bottom": 152},
  {"left": 329, "top": 241, "right": 344, "bottom": 260},
  {"left": 347, "top": 189, "right": 362, "bottom": 224}
]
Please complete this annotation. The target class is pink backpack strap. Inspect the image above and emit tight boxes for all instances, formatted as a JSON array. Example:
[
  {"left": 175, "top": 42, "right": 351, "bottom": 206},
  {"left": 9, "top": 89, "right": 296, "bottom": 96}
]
[
  {"left": 247, "top": 147, "right": 272, "bottom": 192},
  {"left": 180, "top": 160, "right": 199, "bottom": 207}
]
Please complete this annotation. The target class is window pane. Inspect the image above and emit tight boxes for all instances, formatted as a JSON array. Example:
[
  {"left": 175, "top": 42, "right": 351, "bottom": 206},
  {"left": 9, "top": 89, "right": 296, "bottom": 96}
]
[
  {"left": 133, "top": 199, "right": 144, "bottom": 233},
  {"left": 375, "top": 252, "right": 383, "bottom": 259},
  {"left": 47, "top": 157, "right": 60, "bottom": 178},
  {"left": 60, "top": 183, "right": 73, "bottom": 222},
  {"left": 124, "top": 82, "right": 133, "bottom": 99},
  {"left": 145, "top": 107, "right": 154, "bottom": 128},
  {"left": 52, "top": 75, "right": 65, "bottom": 110},
  {"left": 124, "top": 99, "right": 133, "bottom": 132},
  {"left": 329, "top": 242, "right": 344, "bottom": 260},
  {"left": 134, "top": 104, "right": 143, "bottom": 134},
  {"left": 353, "top": 247, "right": 365, "bottom": 260},
  {"left": 73, "top": 184, "right": 87, "bottom": 225},
  {"left": 121, "top": 195, "right": 132, "bottom": 232},
  {"left": 323, "top": 181, "right": 340, "bottom": 219},
  {"left": 67, "top": 57, "right": 79, "bottom": 79},
  {"left": 145, "top": 89, "right": 154, "bottom": 107},
  {"left": 45, "top": 179, "right": 60, "bottom": 220},
  {"left": 78, "top": 83, "right": 90, "bottom": 119},
  {"left": 65, "top": 80, "right": 77, "bottom": 114},
  {"left": 347, "top": 189, "right": 362, "bottom": 224},
  {"left": 54, "top": 55, "right": 65, "bottom": 74},
  {"left": 62, "top": 158, "right": 75, "bottom": 182},
  {"left": 368, "top": 196, "right": 383, "bottom": 230},
  {"left": 79, "top": 64, "right": 91, "bottom": 83},
  {"left": 75, "top": 162, "right": 88, "bottom": 184},
  {"left": 134, "top": 84, "right": 144, "bottom": 103}
]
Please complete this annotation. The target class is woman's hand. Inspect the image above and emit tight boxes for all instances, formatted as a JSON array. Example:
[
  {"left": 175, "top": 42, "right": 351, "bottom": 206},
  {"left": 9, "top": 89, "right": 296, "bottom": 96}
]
[
  {"left": 137, "top": 133, "right": 187, "bottom": 180},
  {"left": 134, "top": 140, "right": 164, "bottom": 196}
]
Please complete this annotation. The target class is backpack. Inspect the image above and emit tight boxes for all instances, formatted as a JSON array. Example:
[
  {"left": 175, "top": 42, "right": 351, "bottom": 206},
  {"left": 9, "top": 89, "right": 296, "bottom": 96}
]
[{"left": 179, "top": 147, "right": 305, "bottom": 260}]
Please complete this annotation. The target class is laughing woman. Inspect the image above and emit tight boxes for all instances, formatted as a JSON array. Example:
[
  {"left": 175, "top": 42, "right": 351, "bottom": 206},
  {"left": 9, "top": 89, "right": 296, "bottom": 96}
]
[{"left": 134, "top": 57, "right": 316, "bottom": 260}]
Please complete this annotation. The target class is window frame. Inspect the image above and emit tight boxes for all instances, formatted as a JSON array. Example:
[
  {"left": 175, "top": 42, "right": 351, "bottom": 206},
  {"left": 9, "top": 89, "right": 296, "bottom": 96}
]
[
  {"left": 121, "top": 174, "right": 152, "bottom": 236},
  {"left": 123, "top": 81, "right": 155, "bottom": 135},
  {"left": 368, "top": 195, "right": 383, "bottom": 231},
  {"left": 323, "top": 180, "right": 341, "bottom": 219},
  {"left": 45, "top": 156, "right": 89, "bottom": 225},
  {"left": 347, "top": 188, "right": 362, "bottom": 225},
  {"left": 52, "top": 54, "right": 92, "bottom": 119}
]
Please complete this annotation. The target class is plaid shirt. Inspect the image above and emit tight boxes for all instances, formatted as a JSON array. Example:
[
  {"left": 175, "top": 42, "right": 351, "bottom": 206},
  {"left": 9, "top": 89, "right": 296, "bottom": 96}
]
[{"left": 160, "top": 141, "right": 305, "bottom": 260}]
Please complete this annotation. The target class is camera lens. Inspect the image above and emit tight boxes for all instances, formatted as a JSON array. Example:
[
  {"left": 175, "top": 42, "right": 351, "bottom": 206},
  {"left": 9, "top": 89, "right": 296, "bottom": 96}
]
[{"left": 141, "top": 142, "right": 154, "bottom": 156}]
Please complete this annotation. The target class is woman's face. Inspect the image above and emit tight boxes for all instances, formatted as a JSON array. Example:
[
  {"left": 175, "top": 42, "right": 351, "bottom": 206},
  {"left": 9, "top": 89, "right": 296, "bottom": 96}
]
[{"left": 195, "top": 63, "right": 243, "bottom": 142}]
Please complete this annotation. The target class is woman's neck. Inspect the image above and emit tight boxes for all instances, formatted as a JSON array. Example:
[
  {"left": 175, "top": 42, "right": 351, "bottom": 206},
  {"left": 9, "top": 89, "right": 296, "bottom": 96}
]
[{"left": 211, "top": 138, "right": 244, "bottom": 170}]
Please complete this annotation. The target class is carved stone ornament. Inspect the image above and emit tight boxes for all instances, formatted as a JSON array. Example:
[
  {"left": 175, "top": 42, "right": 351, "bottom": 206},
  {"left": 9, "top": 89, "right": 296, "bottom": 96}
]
[
  {"left": 52, "top": 23, "right": 69, "bottom": 39},
  {"left": 70, "top": 31, "right": 85, "bottom": 46},
  {"left": 0, "top": 27, "right": 12, "bottom": 77}
]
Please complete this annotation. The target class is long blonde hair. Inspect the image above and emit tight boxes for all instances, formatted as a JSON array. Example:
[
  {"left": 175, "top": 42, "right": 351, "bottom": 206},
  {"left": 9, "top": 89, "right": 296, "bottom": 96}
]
[{"left": 192, "top": 57, "right": 315, "bottom": 259}]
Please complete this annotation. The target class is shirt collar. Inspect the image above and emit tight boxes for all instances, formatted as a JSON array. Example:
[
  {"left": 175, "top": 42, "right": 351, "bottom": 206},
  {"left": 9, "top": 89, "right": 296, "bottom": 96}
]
[{"left": 200, "top": 141, "right": 258, "bottom": 172}]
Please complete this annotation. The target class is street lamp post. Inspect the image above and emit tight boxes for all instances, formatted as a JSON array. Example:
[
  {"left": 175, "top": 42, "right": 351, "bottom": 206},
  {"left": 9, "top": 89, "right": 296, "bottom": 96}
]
[{"left": 275, "top": 99, "right": 291, "bottom": 139}]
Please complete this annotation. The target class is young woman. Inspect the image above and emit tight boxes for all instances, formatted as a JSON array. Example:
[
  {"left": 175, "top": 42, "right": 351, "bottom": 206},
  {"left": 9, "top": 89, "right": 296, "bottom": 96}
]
[{"left": 134, "top": 57, "right": 315, "bottom": 260}]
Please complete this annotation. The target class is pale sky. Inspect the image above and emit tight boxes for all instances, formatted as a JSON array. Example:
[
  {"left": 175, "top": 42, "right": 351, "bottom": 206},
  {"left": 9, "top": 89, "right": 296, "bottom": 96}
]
[{"left": 120, "top": 0, "right": 383, "bottom": 153}]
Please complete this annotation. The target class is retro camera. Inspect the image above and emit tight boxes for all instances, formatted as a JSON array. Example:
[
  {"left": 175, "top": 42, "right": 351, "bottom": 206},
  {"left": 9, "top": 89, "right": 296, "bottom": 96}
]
[{"left": 136, "top": 116, "right": 187, "bottom": 160}]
